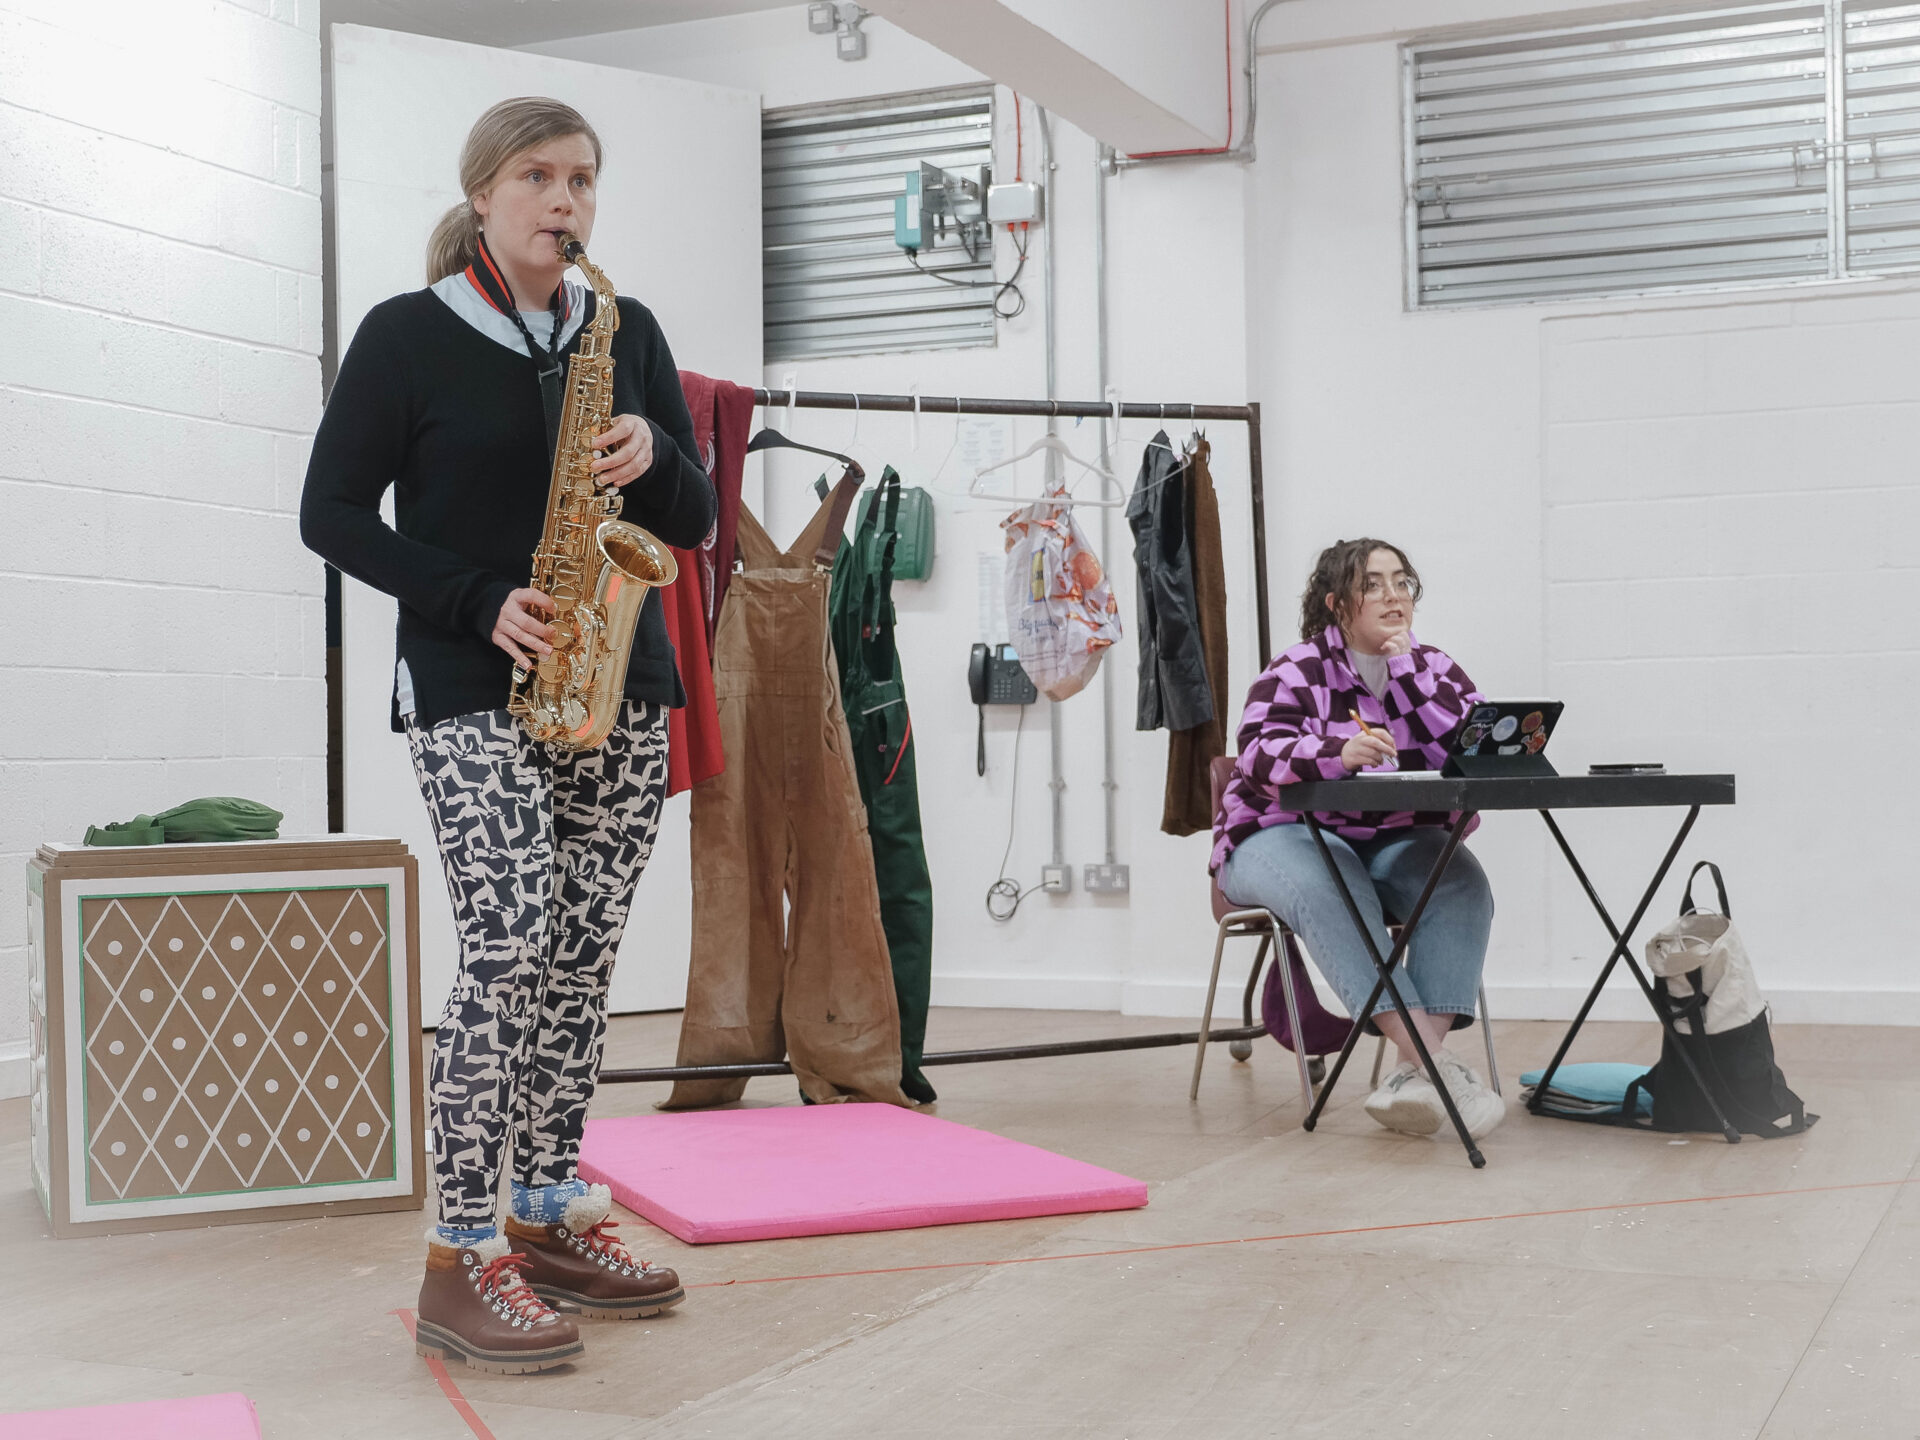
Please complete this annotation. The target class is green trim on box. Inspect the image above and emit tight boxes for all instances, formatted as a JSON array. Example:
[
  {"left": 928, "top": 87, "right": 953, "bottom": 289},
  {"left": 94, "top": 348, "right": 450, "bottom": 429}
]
[
  {"left": 76, "top": 880, "right": 404, "bottom": 1207},
  {"left": 28, "top": 865, "right": 43, "bottom": 897}
]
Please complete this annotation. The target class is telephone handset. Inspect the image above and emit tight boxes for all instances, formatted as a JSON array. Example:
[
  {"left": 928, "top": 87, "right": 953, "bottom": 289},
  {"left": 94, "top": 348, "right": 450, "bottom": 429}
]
[{"left": 969, "top": 643, "right": 1037, "bottom": 775}]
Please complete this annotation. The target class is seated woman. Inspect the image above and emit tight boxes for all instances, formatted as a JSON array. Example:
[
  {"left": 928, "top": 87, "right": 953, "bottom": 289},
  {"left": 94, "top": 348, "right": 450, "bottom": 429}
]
[{"left": 1211, "top": 538, "right": 1503, "bottom": 1139}]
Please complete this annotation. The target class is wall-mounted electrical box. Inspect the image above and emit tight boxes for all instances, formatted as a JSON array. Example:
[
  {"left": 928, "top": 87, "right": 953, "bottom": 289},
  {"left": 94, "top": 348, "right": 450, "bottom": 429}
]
[
  {"left": 895, "top": 161, "right": 990, "bottom": 253},
  {"left": 988, "top": 181, "right": 1044, "bottom": 225},
  {"left": 894, "top": 164, "right": 930, "bottom": 249}
]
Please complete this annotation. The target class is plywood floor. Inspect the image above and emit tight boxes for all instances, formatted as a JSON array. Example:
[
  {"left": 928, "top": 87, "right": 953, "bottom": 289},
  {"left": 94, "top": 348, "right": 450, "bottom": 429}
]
[{"left": 4, "top": 1008, "right": 1915, "bottom": 1438}]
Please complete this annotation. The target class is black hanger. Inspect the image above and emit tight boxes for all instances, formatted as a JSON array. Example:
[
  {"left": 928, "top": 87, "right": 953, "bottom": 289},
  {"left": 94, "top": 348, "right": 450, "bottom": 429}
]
[
  {"left": 748, "top": 426, "right": 866, "bottom": 569},
  {"left": 747, "top": 426, "right": 864, "bottom": 480}
]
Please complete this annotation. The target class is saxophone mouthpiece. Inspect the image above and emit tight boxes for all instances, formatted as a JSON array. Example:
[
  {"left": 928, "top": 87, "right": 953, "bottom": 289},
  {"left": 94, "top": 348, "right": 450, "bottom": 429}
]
[{"left": 556, "top": 232, "right": 584, "bottom": 262}]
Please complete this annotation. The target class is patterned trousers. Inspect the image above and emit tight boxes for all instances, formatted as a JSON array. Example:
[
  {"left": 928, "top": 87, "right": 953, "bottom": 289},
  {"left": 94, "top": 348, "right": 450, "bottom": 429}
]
[{"left": 406, "top": 701, "right": 668, "bottom": 1228}]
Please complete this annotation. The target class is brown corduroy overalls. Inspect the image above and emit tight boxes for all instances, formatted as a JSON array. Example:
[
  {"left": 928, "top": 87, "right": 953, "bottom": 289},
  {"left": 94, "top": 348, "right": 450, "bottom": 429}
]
[{"left": 665, "top": 474, "right": 910, "bottom": 1109}]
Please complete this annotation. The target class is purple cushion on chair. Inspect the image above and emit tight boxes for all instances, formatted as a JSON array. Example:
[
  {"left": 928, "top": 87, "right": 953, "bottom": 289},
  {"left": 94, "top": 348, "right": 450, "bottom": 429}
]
[{"left": 1261, "top": 934, "right": 1354, "bottom": 1057}]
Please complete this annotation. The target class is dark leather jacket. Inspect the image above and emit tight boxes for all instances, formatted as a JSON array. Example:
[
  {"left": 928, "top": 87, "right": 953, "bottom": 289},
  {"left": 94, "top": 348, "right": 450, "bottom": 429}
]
[{"left": 1127, "top": 430, "right": 1214, "bottom": 732}]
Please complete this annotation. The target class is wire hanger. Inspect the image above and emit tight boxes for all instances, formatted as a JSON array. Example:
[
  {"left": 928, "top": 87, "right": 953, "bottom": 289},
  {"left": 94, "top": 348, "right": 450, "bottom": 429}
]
[{"left": 968, "top": 429, "right": 1125, "bottom": 508}]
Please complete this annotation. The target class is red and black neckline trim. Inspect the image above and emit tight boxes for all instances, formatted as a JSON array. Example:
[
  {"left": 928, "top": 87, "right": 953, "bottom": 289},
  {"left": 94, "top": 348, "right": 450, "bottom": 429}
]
[{"left": 464, "top": 232, "right": 573, "bottom": 322}]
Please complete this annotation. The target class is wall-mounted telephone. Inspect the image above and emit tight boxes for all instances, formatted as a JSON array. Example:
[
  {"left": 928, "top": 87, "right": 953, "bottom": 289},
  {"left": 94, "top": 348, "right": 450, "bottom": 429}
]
[{"left": 969, "top": 642, "right": 1037, "bottom": 776}]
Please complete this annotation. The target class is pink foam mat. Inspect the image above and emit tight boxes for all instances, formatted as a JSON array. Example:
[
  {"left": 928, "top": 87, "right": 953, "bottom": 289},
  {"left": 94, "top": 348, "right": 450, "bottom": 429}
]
[
  {"left": 579, "top": 1104, "right": 1148, "bottom": 1244},
  {"left": 2, "top": 1393, "right": 259, "bottom": 1439}
]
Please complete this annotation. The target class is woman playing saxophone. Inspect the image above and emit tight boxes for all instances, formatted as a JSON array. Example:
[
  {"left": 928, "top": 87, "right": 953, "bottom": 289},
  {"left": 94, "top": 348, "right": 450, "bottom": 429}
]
[{"left": 299, "top": 97, "right": 715, "bottom": 1375}]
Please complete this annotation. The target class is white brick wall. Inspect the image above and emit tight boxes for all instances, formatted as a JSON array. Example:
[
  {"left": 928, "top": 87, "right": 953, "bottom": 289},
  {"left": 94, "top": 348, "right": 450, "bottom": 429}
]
[
  {"left": 0, "top": 0, "right": 324, "bottom": 1096},
  {"left": 1544, "top": 288, "right": 1920, "bottom": 1013}
]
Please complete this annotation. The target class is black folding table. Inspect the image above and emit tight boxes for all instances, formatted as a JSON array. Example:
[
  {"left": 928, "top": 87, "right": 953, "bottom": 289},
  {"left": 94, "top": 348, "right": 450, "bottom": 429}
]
[{"left": 1276, "top": 772, "right": 1737, "bottom": 1167}]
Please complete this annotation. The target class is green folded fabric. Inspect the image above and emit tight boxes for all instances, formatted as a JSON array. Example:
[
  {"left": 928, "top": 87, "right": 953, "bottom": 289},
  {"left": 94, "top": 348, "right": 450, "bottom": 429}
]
[
  {"left": 83, "top": 797, "right": 283, "bottom": 846},
  {"left": 83, "top": 817, "right": 166, "bottom": 847},
  {"left": 154, "top": 797, "right": 283, "bottom": 842}
]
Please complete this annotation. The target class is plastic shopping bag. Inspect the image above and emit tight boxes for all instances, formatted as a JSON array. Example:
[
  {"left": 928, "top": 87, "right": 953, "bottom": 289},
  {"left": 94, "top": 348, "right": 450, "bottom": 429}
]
[{"left": 1001, "top": 495, "right": 1123, "bottom": 701}]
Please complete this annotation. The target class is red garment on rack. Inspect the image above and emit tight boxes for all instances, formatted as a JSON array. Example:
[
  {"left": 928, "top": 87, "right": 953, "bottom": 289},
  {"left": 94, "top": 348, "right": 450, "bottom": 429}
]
[
  {"left": 676, "top": 370, "right": 753, "bottom": 642},
  {"left": 659, "top": 567, "right": 721, "bottom": 798},
  {"left": 661, "top": 371, "right": 752, "bottom": 797}
]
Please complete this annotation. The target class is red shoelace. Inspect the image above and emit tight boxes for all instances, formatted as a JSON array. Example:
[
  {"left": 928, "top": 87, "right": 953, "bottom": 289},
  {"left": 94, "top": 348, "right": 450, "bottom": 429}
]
[
  {"left": 576, "top": 1218, "right": 649, "bottom": 1271},
  {"left": 476, "top": 1252, "right": 557, "bottom": 1322}
]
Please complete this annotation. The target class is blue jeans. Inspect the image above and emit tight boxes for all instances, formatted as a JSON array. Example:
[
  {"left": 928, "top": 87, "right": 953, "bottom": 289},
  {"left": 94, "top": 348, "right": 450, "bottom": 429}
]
[{"left": 1218, "top": 823, "right": 1493, "bottom": 1031}]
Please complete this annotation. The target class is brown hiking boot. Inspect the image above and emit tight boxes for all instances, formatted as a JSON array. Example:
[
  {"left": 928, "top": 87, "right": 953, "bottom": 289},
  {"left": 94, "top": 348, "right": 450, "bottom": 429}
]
[
  {"left": 414, "top": 1233, "right": 585, "bottom": 1374},
  {"left": 504, "top": 1185, "right": 685, "bottom": 1320}
]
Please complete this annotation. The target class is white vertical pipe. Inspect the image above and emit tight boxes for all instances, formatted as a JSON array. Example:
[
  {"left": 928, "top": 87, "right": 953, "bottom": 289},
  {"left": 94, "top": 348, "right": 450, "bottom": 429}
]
[
  {"left": 1036, "top": 103, "right": 1066, "bottom": 870},
  {"left": 1094, "top": 144, "right": 1118, "bottom": 867}
]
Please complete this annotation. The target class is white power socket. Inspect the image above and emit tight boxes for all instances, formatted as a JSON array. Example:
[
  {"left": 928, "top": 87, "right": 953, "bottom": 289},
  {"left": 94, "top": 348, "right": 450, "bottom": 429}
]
[
  {"left": 1084, "top": 864, "right": 1130, "bottom": 894},
  {"left": 1040, "top": 865, "right": 1071, "bottom": 893}
]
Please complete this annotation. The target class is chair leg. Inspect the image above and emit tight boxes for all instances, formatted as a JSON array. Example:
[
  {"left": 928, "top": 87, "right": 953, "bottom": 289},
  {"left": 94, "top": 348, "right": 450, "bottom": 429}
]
[
  {"left": 1241, "top": 933, "right": 1271, "bottom": 1029},
  {"left": 1478, "top": 983, "right": 1501, "bottom": 1095},
  {"left": 1190, "top": 920, "right": 1234, "bottom": 1103},
  {"left": 1231, "top": 934, "right": 1272, "bottom": 1062},
  {"left": 1274, "top": 932, "right": 1317, "bottom": 1112}
]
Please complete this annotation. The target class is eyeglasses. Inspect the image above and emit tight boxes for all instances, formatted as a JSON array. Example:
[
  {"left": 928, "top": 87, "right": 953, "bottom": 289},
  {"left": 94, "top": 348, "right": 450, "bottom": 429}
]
[{"left": 1361, "top": 576, "right": 1420, "bottom": 602}]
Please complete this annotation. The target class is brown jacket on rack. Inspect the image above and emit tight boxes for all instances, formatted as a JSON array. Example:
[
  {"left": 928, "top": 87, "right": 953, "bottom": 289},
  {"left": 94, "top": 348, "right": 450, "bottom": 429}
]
[{"left": 1162, "top": 434, "right": 1230, "bottom": 836}]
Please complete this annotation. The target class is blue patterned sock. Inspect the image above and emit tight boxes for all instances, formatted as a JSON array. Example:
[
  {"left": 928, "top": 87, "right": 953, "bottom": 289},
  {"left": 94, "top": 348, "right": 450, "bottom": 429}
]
[
  {"left": 512, "top": 1178, "right": 589, "bottom": 1224},
  {"left": 435, "top": 1221, "right": 497, "bottom": 1247}
]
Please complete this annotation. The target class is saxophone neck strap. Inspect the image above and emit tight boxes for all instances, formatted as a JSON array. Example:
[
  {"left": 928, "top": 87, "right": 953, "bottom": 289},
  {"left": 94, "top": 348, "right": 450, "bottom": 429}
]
[{"left": 470, "top": 233, "right": 573, "bottom": 458}]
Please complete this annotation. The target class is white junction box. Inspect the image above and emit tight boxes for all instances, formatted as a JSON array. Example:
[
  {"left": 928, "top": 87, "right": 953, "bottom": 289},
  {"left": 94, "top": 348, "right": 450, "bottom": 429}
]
[{"left": 988, "top": 181, "right": 1045, "bottom": 225}]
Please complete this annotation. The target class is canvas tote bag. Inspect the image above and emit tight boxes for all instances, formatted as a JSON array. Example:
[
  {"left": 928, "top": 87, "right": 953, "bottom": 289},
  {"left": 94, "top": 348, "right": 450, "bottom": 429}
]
[{"left": 1635, "top": 862, "right": 1814, "bottom": 1137}]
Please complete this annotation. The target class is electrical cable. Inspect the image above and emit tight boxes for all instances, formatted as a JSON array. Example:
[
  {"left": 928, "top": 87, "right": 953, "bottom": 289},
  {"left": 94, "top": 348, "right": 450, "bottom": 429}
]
[
  {"left": 1013, "top": 90, "right": 1024, "bottom": 181},
  {"left": 985, "top": 703, "right": 1041, "bottom": 921},
  {"left": 906, "top": 224, "right": 1028, "bottom": 319}
]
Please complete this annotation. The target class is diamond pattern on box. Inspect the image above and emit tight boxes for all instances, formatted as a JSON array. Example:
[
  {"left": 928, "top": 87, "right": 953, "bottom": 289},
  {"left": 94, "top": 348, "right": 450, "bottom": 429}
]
[{"left": 79, "top": 886, "right": 397, "bottom": 1203}]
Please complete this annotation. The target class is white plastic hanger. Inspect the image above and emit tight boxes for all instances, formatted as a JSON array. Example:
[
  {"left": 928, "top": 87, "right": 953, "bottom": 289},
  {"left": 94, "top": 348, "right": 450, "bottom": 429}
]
[{"left": 968, "top": 430, "right": 1126, "bottom": 508}]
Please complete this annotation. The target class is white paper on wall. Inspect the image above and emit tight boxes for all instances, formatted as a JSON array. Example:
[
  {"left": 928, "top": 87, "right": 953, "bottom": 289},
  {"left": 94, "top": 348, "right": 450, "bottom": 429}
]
[
  {"left": 976, "top": 550, "right": 1010, "bottom": 645},
  {"left": 956, "top": 416, "right": 1012, "bottom": 477}
]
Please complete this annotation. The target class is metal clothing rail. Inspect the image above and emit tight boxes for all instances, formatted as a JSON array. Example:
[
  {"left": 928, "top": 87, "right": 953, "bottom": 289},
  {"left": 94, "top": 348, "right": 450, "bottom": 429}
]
[
  {"left": 599, "top": 387, "right": 1272, "bottom": 1087},
  {"left": 744, "top": 388, "right": 1271, "bottom": 662}
]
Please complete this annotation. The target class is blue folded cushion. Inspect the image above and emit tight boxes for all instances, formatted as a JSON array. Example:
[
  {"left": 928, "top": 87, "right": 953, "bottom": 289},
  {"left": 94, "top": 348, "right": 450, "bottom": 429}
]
[{"left": 1521, "top": 1061, "right": 1653, "bottom": 1115}]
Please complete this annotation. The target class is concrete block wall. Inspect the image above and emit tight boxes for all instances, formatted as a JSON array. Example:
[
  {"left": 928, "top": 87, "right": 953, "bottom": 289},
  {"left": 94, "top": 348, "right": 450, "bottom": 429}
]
[
  {"left": 0, "top": 0, "right": 326, "bottom": 1097},
  {"left": 1542, "top": 290, "right": 1920, "bottom": 1021}
]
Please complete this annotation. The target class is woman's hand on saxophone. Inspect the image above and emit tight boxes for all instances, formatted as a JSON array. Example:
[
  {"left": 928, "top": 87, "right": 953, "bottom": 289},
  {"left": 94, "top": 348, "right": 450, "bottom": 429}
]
[
  {"left": 590, "top": 414, "right": 654, "bottom": 489},
  {"left": 494, "top": 588, "right": 557, "bottom": 668}
]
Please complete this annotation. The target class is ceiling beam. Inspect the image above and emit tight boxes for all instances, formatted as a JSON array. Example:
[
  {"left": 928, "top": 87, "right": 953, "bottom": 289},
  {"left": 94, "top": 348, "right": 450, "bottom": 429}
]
[{"left": 863, "top": 0, "right": 1227, "bottom": 153}]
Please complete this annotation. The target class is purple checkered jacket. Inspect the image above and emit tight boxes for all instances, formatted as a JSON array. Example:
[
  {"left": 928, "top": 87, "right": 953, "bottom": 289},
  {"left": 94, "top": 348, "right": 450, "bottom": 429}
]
[{"left": 1209, "top": 625, "right": 1484, "bottom": 873}]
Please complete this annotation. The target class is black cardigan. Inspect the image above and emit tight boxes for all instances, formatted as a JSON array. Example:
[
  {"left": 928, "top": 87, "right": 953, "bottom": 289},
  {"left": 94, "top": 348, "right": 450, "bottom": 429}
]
[{"left": 300, "top": 289, "right": 717, "bottom": 730}]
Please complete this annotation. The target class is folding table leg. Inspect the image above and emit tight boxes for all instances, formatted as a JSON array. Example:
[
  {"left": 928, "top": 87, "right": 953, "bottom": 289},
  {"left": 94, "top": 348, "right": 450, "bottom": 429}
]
[
  {"left": 1298, "top": 813, "right": 1488, "bottom": 1168},
  {"left": 1534, "top": 807, "right": 1742, "bottom": 1144}
]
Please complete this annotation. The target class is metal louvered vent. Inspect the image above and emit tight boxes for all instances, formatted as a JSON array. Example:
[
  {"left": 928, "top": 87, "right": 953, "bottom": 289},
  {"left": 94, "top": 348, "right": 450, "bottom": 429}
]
[
  {"left": 1408, "top": 4, "right": 1835, "bottom": 306},
  {"left": 1844, "top": 2, "right": 1920, "bottom": 273},
  {"left": 763, "top": 86, "right": 996, "bottom": 361}
]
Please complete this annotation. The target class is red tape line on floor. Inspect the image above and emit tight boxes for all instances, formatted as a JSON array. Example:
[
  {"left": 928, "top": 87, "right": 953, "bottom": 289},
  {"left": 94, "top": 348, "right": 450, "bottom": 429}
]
[
  {"left": 393, "top": 1309, "right": 498, "bottom": 1440},
  {"left": 390, "top": 1174, "right": 1916, "bottom": 1434},
  {"left": 687, "top": 1174, "right": 1920, "bottom": 1290}
]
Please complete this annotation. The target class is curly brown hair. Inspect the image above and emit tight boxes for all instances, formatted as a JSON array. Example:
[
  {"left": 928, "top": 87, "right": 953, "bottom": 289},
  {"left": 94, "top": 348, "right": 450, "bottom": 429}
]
[{"left": 1298, "top": 538, "right": 1422, "bottom": 640}]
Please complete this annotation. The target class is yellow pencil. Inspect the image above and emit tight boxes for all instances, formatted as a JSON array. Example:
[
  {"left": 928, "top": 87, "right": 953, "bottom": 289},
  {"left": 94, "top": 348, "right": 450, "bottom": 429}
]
[{"left": 1349, "top": 707, "right": 1382, "bottom": 741}]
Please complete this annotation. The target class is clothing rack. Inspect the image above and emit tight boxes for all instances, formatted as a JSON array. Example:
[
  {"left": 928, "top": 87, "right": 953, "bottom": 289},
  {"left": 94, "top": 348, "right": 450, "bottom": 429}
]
[{"left": 599, "top": 387, "right": 1271, "bottom": 1087}]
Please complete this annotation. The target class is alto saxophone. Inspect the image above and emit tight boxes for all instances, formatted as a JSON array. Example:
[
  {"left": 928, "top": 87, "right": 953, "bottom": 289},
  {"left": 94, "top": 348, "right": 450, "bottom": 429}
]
[{"left": 507, "top": 233, "right": 677, "bottom": 751}]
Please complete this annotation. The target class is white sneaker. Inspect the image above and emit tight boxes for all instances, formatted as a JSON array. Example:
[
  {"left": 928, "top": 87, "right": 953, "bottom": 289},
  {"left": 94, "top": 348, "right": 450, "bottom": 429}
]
[
  {"left": 1363, "top": 1061, "right": 1445, "bottom": 1135},
  {"left": 1434, "top": 1052, "right": 1506, "bottom": 1140}
]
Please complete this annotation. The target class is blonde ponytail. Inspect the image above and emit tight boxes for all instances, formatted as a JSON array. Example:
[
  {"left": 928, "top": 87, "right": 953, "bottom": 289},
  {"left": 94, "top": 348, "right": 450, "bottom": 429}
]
[
  {"left": 426, "top": 199, "right": 482, "bottom": 284},
  {"left": 424, "top": 97, "right": 605, "bottom": 284}
]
